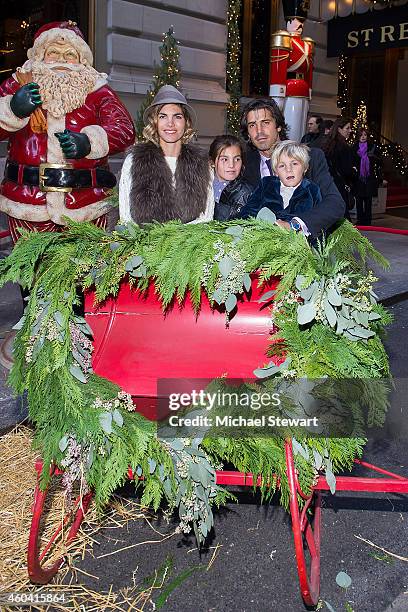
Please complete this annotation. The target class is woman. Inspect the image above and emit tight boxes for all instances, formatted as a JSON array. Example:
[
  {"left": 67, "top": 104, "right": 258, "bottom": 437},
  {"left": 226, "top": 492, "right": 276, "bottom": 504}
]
[
  {"left": 352, "top": 127, "right": 381, "bottom": 226},
  {"left": 321, "top": 117, "right": 359, "bottom": 219},
  {"left": 119, "top": 85, "right": 214, "bottom": 224}
]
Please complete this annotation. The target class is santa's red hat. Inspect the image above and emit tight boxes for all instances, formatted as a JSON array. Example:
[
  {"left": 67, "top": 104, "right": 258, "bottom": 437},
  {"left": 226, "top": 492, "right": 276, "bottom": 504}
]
[{"left": 27, "top": 21, "right": 93, "bottom": 65}]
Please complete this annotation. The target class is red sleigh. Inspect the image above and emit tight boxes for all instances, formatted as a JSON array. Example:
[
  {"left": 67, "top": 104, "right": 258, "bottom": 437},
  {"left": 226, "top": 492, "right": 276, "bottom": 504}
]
[{"left": 27, "top": 275, "right": 408, "bottom": 607}]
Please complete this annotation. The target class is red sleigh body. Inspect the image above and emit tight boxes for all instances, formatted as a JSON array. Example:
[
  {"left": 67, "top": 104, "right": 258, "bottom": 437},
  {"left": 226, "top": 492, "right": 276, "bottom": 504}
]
[{"left": 27, "top": 276, "right": 408, "bottom": 607}]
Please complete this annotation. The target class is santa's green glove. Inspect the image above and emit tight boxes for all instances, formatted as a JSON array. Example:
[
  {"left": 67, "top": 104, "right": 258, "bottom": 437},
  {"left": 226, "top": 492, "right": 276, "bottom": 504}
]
[
  {"left": 55, "top": 129, "right": 91, "bottom": 159},
  {"left": 10, "top": 82, "right": 42, "bottom": 118}
]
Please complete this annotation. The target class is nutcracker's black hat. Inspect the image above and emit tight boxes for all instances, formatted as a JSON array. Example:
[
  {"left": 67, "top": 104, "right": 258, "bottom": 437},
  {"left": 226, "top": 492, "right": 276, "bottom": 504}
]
[{"left": 282, "top": 0, "right": 310, "bottom": 22}]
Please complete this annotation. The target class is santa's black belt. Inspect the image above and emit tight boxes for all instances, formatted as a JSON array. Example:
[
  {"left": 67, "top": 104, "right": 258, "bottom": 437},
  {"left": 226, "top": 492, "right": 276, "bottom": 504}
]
[{"left": 5, "top": 161, "right": 116, "bottom": 193}]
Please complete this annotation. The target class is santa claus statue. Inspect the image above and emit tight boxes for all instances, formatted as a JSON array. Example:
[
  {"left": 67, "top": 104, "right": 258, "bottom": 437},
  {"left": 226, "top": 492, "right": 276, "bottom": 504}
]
[
  {"left": 0, "top": 21, "right": 136, "bottom": 242},
  {"left": 269, "top": 0, "right": 314, "bottom": 141}
]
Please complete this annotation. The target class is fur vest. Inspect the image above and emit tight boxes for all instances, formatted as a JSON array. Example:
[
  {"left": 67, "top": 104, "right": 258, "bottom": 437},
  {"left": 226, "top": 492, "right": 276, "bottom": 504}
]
[{"left": 129, "top": 142, "right": 210, "bottom": 224}]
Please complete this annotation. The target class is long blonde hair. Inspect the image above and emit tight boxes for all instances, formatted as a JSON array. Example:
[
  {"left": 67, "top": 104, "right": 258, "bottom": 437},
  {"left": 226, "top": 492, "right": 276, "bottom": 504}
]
[{"left": 142, "top": 104, "right": 196, "bottom": 146}]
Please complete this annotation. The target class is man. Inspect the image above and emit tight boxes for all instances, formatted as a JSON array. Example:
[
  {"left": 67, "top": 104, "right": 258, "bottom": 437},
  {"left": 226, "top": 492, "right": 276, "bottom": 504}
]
[
  {"left": 0, "top": 21, "right": 135, "bottom": 242},
  {"left": 240, "top": 98, "right": 345, "bottom": 238},
  {"left": 301, "top": 115, "right": 323, "bottom": 144}
]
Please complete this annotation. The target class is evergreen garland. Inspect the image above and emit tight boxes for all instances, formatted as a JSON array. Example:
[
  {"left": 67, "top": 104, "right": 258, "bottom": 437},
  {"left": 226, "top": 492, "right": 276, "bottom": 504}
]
[
  {"left": 226, "top": 0, "right": 242, "bottom": 135},
  {"left": 0, "top": 219, "right": 391, "bottom": 544},
  {"left": 135, "top": 27, "right": 181, "bottom": 140}
]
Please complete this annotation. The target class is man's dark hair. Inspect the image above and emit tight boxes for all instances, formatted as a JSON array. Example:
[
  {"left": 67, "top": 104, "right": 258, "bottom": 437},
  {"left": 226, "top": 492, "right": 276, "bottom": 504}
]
[
  {"left": 240, "top": 98, "right": 288, "bottom": 144},
  {"left": 310, "top": 115, "right": 323, "bottom": 125},
  {"left": 309, "top": 115, "right": 324, "bottom": 133},
  {"left": 322, "top": 119, "right": 334, "bottom": 132}
]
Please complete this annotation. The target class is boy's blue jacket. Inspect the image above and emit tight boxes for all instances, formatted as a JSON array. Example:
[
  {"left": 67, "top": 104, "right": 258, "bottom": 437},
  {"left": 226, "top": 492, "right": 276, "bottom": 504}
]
[{"left": 239, "top": 175, "right": 322, "bottom": 222}]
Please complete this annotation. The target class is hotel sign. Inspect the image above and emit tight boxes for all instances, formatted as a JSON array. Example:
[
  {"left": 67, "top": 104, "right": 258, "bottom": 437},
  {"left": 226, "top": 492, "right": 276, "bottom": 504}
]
[{"left": 327, "top": 4, "right": 408, "bottom": 57}]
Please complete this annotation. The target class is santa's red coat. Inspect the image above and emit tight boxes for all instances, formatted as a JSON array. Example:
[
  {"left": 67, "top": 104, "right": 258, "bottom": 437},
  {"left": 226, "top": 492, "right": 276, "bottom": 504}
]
[{"left": 0, "top": 76, "right": 135, "bottom": 223}]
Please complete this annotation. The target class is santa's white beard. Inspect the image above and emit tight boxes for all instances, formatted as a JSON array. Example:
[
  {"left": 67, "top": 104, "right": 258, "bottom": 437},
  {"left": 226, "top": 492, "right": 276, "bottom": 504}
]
[{"left": 29, "top": 60, "right": 98, "bottom": 118}]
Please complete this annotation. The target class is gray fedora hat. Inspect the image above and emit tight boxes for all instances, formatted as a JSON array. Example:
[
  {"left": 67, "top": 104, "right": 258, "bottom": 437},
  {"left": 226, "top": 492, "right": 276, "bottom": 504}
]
[{"left": 143, "top": 85, "right": 197, "bottom": 126}]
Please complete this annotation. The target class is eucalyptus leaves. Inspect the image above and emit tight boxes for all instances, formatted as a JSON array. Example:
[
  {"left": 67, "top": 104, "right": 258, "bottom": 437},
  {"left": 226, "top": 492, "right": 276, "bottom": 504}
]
[
  {"left": 202, "top": 226, "right": 251, "bottom": 315},
  {"left": 162, "top": 437, "right": 228, "bottom": 542},
  {"left": 296, "top": 270, "right": 381, "bottom": 341},
  {"left": 293, "top": 438, "right": 337, "bottom": 494}
]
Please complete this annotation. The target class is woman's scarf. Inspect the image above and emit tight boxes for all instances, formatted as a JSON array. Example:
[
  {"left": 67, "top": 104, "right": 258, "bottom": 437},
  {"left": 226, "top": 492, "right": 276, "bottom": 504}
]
[{"left": 357, "top": 142, "right": 370, "bottom": 178}]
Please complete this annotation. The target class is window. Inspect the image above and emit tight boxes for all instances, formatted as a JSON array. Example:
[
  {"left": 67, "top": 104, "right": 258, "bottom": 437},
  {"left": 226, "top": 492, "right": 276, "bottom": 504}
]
[{"left": 0, "top": 0, "right": 90, "bottom": 80}]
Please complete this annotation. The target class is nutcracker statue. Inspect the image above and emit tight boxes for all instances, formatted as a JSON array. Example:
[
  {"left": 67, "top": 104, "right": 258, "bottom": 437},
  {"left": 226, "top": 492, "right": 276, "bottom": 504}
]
[
  {"left": 269, "top": 0, "right": 315, "bottom": 141},
  {"left": 0, "top": 21, "right": 136, "bottom": 242}
]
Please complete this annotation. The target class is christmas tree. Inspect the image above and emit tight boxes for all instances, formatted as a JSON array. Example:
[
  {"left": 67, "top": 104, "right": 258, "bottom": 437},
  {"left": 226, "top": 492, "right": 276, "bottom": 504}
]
[
  {"left": 352, "top": 100, "right": 368, "bottom": 139},
  {"left": 135, "top": 27, "right": 181, "bottom": 140},
  {"left": 351, "top": 100, "right": 368, "bottom": 142}
]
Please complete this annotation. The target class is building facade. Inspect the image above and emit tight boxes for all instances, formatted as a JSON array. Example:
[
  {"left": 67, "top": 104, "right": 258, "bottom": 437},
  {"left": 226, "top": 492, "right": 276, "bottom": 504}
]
[
  {"left": 0, "top": 0, "right": 407, "bottom": 158},
  {"left": 95, "top": 0, "right": 228, "bottom": 154}
]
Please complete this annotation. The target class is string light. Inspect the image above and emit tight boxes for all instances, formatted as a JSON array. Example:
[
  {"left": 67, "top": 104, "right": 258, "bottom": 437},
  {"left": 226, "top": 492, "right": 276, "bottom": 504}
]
[
  {"left": 135, "top": 27, "right": 181, "bottom": 140},
  {"left": 378, "top": 142, "right": 408, "bottom": 177},
  {"left": 226, "top": 0, "right": 242, "bottom": 135},
  {"left": 352, "top": 99, "right": 368, "bottom": 140},
  {"left": 337, "top": 54, "right": 349, "bottom": 113}
]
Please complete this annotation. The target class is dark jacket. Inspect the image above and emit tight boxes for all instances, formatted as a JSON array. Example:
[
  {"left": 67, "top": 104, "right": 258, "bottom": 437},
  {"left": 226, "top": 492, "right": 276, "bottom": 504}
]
[
  {"left": 241, "top": 146, "right": 345, "bottom": 238},
  {"left": 352, "top": 142, "right": 381, "bottom": 198},
  {"left": 240, "top": 176, "right": 321, "bottom": 222},
  {"left": 324, "top": 141, "right": 359, "bottom": 205},
  {"left": 301, "top": 132, "right": 321, "bottom": 145},
  {"left": 214, "top": 176, "right": 254, "bottom": 221}
]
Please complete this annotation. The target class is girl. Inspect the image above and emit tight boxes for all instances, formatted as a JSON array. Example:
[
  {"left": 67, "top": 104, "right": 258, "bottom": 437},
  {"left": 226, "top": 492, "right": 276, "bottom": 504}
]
[
  {"left": 210, "top": 135, "right": 253, "bottom": 221},
  {"left": 320, "top": 117, "right": 359, "bottom": 219}
]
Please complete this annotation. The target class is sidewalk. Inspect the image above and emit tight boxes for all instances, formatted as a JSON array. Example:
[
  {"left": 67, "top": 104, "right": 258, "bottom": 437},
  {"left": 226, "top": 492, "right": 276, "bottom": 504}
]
[
  {"left": 371, "top": 208, "right": 408, "bottom": 231},
  {"left": 0, "top": 224, "right": 25, "bottom": 430}
]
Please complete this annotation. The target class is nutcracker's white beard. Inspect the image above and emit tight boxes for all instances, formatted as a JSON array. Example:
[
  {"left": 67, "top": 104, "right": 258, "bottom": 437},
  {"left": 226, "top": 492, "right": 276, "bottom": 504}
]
[{"left": 29, "top": 60, "right": 98, "bottom": 118}]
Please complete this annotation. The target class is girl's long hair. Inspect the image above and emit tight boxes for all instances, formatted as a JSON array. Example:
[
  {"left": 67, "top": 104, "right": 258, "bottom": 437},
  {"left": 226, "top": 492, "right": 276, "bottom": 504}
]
[{"left": 321, "top": 117, "right": 352, "bottom": 156}]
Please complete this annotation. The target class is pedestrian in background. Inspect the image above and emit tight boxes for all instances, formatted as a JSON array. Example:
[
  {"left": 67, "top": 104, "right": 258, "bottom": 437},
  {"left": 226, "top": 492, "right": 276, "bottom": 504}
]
[
  {"left": 352, "top": 127, "right": 381, "bottom": 226},
  {"left": 301, "top": 114, "right": 323, "bottom": 145},
  {"left": 321, "top": 117, "right": 359, "bottom": 219},
  {"left": 322, "top": 119, "right": 333, "bottom": 135}
]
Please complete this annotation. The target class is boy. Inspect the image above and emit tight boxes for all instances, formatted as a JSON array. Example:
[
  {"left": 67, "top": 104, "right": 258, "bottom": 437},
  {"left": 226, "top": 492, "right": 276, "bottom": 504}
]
[{"left": 239, "top": 140, "right": 321, "bottom": 233}]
